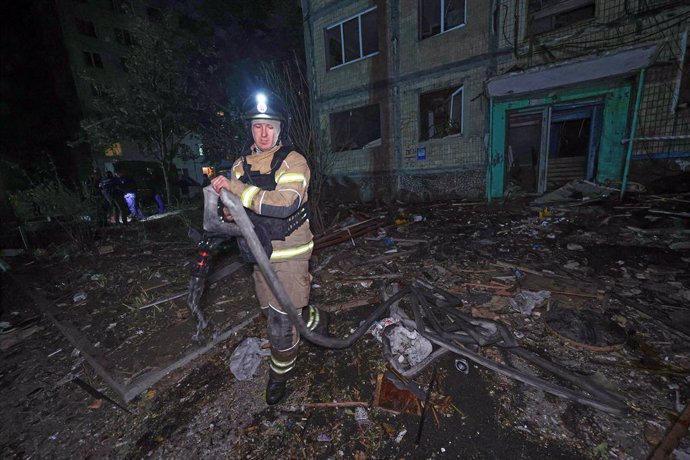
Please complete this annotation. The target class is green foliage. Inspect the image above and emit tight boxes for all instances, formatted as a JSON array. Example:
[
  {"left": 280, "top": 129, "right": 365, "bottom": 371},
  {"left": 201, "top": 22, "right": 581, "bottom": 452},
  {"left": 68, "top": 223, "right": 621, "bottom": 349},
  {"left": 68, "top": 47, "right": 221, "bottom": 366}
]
[
  {"left": 7, "top": 160, "right": 100, "bottom": 250},
  {"left": 81, "top": 10, "right": 239, "bottom": 204}
]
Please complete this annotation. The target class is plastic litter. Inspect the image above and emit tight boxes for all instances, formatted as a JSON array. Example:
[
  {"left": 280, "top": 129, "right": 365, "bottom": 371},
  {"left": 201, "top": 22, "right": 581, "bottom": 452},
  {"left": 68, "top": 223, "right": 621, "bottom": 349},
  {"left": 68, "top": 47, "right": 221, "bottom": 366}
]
[
  {"left": 509, "top": 290, "right": 551, "bottom": 315},
  {"left": 228, "top": 337, "right": 270, "bottom": 381},
  {"left": 73, "top": 292, "right": 87, "bottom": 303},
  {"left": 369, "top": 317, "right": 400, "bottom": 342},
  {"left": 354, "top": 407, "right": 372, "bottom": 428},
  {"left": 383, "top": 323, "right": 433, "bottom": 367}
]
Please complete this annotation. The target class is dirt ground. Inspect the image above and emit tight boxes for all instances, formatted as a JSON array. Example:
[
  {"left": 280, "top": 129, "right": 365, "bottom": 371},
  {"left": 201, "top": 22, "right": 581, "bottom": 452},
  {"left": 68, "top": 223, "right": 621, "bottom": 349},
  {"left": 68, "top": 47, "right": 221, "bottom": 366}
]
[{"left": 1, "top": 188, "right": 689, "bottom": 459}]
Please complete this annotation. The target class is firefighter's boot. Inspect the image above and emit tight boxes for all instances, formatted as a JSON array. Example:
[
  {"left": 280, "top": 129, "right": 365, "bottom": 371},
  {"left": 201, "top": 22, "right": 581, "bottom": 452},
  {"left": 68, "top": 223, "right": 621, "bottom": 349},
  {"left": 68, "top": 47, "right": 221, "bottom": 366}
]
[
  {"left": 302, "top": 305, "right": 330, "bottom": 337},
  {"left": 266, "top": 307, "right": 298, "bottom": 405},
  {"left": 266, "top": 368, "right": 290, "bottom": 405}
]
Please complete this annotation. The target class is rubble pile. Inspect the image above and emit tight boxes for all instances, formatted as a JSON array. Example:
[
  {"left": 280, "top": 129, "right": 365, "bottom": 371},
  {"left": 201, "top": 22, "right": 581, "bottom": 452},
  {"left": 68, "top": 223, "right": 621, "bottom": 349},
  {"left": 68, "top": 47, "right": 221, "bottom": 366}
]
[{"left": 1, "top": 182, "right": 689, "bottom": 458}]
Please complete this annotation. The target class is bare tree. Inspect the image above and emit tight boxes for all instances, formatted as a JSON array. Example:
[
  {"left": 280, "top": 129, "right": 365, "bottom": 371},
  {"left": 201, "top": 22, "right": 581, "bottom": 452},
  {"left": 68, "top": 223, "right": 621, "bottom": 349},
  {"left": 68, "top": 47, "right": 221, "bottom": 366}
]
[{"left": 259, "top": 55, "right": 338, "bottom": 233}]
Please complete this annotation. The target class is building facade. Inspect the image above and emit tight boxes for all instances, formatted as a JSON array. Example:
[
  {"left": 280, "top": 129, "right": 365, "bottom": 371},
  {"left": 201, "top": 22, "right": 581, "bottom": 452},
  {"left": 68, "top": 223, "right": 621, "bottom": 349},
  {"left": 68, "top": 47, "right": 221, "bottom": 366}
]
[
  {"left": 302, "top": 0, "right": 690, "bottom": 201},
  {"left": 54, "top": 0, "right": 205, "bottom": 184}
]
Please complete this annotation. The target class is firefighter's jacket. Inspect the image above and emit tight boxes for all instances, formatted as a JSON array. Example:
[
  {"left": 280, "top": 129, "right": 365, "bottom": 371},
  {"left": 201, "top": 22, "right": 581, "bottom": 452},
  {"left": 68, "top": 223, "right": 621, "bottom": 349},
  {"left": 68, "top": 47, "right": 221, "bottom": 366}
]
[{"left": 226, "top": 144, "right": 313, "bottom": 262}]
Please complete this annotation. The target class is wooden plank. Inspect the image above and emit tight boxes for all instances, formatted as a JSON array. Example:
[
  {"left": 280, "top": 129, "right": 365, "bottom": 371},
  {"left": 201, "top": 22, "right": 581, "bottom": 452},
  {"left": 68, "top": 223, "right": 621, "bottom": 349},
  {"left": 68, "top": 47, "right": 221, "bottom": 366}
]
[{"left": 12, "top": 274, "right": 128, "bottom": 399}]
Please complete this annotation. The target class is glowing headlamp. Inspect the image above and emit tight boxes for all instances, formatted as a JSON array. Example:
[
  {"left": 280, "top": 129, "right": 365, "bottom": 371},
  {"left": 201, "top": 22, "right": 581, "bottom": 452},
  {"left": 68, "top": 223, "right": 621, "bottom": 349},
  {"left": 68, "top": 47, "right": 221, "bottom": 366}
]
[{"left": 256, "top": 93, "right": 267, "bottom": 113}]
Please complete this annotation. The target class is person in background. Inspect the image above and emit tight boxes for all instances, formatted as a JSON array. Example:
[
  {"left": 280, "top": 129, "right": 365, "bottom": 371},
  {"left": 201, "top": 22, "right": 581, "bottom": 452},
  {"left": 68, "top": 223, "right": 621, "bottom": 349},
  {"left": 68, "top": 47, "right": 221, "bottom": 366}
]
[
  {"left": 99, "top": 171, "right": 125, "bottom": 224},
  {"left": 116, "top": 172, "right": 145, "bottom": 221},
  {"left": 211, "top": 91, "right": 329, "bottom": 405},
  {"left": 145, "top": 168, "right": 165, "bottom": 214}
]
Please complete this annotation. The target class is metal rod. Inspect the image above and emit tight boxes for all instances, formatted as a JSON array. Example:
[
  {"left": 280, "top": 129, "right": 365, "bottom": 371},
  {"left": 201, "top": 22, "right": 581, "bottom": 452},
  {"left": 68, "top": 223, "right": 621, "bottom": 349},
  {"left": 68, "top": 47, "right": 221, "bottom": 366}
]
[
  {"left": 486, "top": 96, "right": 494, "bottom": 202},
  {"left": 415, "top": 365, "right": 438, "bottom": 446},
  {"left": 621, "top": 134, "right": 690, "bottom": 143},
  {"left": 621, "top": 68, "right": 646, "bottom": 200}
]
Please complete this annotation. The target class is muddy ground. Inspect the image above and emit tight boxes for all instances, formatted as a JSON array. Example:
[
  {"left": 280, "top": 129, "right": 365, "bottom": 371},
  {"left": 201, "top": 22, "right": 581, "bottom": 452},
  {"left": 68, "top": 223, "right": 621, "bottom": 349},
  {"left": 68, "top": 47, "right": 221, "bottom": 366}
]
[{"left": 1, "top": 190, "right": 689, "bottom": 459}]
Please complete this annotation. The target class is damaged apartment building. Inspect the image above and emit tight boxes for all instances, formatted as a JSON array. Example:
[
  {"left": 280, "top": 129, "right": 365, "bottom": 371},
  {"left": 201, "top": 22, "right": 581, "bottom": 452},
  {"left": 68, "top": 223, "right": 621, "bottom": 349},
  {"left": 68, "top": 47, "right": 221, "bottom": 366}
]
[{"left": 300, "top": 0, "right": 690, "bottom": 201}]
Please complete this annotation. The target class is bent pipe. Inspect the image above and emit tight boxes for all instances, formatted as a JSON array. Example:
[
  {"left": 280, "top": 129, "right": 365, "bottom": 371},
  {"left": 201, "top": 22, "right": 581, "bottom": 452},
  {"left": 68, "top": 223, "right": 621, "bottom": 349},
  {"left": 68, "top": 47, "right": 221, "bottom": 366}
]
[
  {"left": 218, "top": 188, "right": 408, "bottom": 349},
  {"left": 411, "top": 284, "right": 624, "bottom": 407},
  {"left": 408, "top": 293, "right": 627, "bottom": 415},
  {"left": 422, "top": 330, "right": 627, "bottom": 415}
]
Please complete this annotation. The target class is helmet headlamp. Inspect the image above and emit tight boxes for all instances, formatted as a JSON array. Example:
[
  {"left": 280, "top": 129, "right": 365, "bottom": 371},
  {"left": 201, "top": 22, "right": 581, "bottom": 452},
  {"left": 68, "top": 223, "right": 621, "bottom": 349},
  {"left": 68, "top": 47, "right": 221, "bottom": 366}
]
[{"left": 256, "top": 93, "right": 267, "bottom": 114}]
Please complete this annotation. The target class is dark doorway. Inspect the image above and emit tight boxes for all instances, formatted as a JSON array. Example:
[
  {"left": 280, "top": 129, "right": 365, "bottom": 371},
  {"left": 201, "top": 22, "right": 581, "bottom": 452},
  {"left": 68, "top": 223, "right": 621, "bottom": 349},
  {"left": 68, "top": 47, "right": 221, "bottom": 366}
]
[{"left": 504, "top": 101, "right": 602, "bottom": 194}]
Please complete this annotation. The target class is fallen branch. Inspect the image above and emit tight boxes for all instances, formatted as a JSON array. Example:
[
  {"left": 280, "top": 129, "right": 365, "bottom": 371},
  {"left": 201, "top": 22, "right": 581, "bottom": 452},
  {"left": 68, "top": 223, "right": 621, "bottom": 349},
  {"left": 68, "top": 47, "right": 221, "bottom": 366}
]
[
  {"left": 139, "top": 291, "right": 186, "bottom": 310},
  {"left": 303, "top": 401, "right": 369, "bottom": 408},
  {"left": 344, "top": 274, "right": 403, "bottom": 281},
  {"left": 648, "top": 401, "right": 690, "bottom": 460},
  {"left": 550, "top": 289, "right": 602, "bottom": 299}
]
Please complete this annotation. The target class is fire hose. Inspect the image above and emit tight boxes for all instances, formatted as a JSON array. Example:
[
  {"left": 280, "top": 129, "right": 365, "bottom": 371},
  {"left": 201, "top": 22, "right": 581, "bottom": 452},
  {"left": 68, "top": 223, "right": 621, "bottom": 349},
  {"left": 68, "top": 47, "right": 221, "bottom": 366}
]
[
  {"left": 190, "top": 186, "right": 408, "bottom": 348},
  {"left": 191, "top": 186, "right": 628, "bottom": 414}
]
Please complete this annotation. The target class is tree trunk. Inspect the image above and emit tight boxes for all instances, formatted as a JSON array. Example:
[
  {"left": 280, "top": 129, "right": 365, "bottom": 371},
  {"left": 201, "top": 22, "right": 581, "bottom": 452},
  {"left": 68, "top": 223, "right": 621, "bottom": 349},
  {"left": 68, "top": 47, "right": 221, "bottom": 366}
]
[{"left": 160, "top": 162, "right": 171, "bottom": 209}]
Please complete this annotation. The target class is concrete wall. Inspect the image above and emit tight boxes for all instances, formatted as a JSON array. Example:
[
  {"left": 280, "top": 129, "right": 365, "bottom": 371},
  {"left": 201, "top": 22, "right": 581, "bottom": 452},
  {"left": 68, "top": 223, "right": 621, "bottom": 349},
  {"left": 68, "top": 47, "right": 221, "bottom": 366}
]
[
  {"left": 302, "top": 0, "right": 690, "bottom": 201},
  {"left": 304, "top": 0, "right": 493, "bottom": 201}
]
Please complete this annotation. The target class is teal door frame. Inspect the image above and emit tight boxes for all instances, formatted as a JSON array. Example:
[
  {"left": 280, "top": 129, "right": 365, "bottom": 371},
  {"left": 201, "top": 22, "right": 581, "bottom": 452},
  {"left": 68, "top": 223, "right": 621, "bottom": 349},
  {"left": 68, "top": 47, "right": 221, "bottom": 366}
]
[{"left": 487, "top": 83, "right": 633, "bottom": 200}]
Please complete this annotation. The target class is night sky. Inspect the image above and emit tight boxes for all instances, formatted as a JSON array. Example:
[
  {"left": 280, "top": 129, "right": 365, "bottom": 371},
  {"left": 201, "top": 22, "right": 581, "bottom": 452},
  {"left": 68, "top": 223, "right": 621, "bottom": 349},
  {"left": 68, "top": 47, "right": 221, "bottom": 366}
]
[
  {"left": 0, "top": 0, "right": 303, "bottom": 185},
  {"left": 0, "top": 1, "right": 83, "bottom": 182}
]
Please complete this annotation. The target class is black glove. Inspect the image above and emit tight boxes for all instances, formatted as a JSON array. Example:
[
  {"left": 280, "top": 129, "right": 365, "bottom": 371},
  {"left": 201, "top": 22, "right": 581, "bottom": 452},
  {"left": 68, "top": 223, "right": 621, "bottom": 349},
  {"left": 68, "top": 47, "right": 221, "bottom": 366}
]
[{"left": 237, "top": 222, "right": 273, "bottom": 263}]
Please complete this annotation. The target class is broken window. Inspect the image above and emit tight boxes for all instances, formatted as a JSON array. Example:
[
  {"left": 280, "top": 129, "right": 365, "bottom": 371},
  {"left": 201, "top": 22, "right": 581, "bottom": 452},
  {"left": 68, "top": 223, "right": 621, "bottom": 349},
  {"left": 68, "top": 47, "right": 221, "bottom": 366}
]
[
  {"left": 114, "top": 28, "right": 133, "bottom": 46},
  {"left": 419, "top": 86, "right": 463, "bottom": 141},
  {"left": 527, "top": 0, "right": 595, "bottom": 36},
  {"left": 75, "top": 18, "right": 96, "bottom": 37},
  {"left": 90, "top": 82, "right": 110, "bottom": 97},
  {"left": 419, "top": 0, "right": 466, "bottom": 40},
  {"left": 325, "top": 7, "right": 378, "bottom": 69},
  {"left": 83, "top": 51, "right": 103, "bottom": 68},
  {"left": 147, "top": 7, "right": 162, "bottom": 22},
  {"left": 111, "top": 0, "right": 133, "bottom": 15},
  {"left": 330, "top": 104, "right": 381, "bottom": 151}
]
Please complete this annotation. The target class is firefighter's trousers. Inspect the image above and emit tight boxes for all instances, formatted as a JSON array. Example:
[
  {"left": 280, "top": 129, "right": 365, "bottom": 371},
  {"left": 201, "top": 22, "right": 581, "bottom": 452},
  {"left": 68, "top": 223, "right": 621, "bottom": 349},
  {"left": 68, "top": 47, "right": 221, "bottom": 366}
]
[{"left": 253, "top": 259, "right": 317, "bottom": 381}]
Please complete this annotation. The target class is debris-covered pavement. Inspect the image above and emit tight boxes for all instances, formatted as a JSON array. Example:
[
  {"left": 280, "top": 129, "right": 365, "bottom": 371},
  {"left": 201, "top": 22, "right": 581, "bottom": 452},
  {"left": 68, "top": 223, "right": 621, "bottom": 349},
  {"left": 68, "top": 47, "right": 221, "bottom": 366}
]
[{"left": 2, "top": 183, "right": 690, "bottom": 459}]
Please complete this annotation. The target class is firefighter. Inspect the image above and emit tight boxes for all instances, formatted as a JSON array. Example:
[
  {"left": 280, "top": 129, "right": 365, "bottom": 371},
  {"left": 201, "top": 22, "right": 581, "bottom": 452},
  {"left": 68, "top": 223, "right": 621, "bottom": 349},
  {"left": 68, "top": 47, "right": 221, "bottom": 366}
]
[{"left": 211, "top": 91, "right": 328, "bottom": 405}]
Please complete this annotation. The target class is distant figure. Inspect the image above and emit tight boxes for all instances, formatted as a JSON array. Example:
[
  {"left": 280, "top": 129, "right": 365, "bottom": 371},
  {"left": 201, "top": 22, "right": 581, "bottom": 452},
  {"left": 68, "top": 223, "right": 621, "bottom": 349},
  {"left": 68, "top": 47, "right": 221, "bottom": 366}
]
[
  {"left": 116, "top": 172, "right": 145, "bottom": 221},
  {"left": 178, "top": 171, "right": 190, "bottom": 197},
  {"left": 99, "top": 171, "right": 125, "bottom": 224},
  {"left": 145, "top": 168, "right": 165, "bottom": 214}
]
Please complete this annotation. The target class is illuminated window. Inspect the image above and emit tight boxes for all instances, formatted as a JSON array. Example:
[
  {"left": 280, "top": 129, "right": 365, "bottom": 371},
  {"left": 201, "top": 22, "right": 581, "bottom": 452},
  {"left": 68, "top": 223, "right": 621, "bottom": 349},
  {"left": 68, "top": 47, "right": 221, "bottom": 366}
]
[
  {"left": 419, "top": 0, "right": 466, "bottom": 40},
  {"left": 105, "top": 143, "right": 122, "bottom": 157},
  {"left": 325, "top": 7, "right": 378, "bottom": 69}
]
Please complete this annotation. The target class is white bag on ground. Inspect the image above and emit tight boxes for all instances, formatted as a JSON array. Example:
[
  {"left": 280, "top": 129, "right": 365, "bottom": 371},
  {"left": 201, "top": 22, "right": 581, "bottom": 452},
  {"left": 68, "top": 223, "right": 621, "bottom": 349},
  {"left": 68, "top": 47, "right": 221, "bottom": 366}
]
[{"left": 229, "top": 337, "right": 271, "bottom": 381}]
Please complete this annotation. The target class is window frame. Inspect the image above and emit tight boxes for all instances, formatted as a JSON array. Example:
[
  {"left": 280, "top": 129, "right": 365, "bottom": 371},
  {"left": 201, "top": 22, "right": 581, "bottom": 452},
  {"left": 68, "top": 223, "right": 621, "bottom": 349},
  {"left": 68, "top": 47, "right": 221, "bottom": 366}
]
[
  {"left": 677, "top": 38, "right": 690, "bottom": 109},
  {"left": 418, "top": 0, "right": 467, "bottom": 41},
  {"left": 83, "top": 51, "right": 104, "bottom": 69},
  {"left": 329, "top": 103, "right": 382, "bottom": 151},
  {"left": 419, "top": 85, "right": 464, "bottom": 141},
  {"left": 114, "top": 27, "right": 133, "bottom": 46},
  {"left": 526, "top": 0, "right": 596, "bottom": 36},
  {"left": 324, "top": 6, "right": 379, "bottom": 70},
  {"left": 75, "top": 17, "right": 97, "bottom": 37}
]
